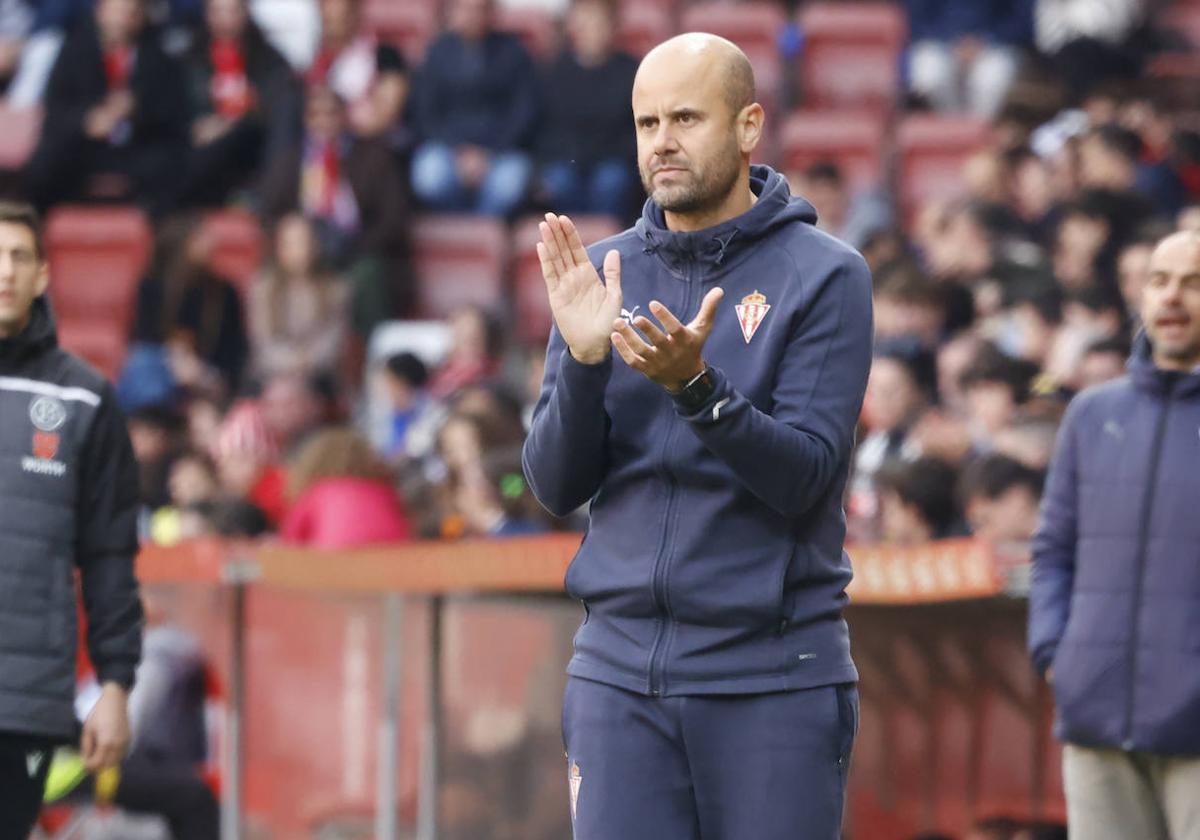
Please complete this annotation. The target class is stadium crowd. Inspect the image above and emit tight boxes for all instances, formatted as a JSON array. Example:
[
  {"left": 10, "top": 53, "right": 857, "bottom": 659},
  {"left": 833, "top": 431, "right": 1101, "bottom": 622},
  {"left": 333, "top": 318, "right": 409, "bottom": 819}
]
[{"left": 2, "top": 0, "right": 1200, "bottom": 835}]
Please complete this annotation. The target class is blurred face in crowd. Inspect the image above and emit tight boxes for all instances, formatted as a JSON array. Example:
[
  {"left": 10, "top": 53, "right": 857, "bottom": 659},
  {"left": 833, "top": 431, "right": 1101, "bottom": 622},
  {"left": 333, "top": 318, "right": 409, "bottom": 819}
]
[
  {"left": 937, "top": 334, "right": 978, "bottom": 413},
  {"left": 1054, "top": 212, "right": 1108, "bottom": 289},
  {"left": 633, "top": 36, "right": 762, "bottom": 224},
  {"left": 992, "top": 423, "right": 1057, "bottom": 471},
  {"left": 183, "top": 219, "right": 215, "bottom": 267},
  {"left": 0, "top": 220, "right": 46, "bottom": 339},
  {"left": 128, "top": 418, "right": 172, "bottom": 466},
  {"left": 319, "top": 0, "right": 359, "bottom": 47},
  {"left": 878, "top": 490, "right": 932, "bottom": 547},
  {"left": 964, "top": 381, "right": 1017, "bottom": 438},
  {"left": 791, "top": 171, "right": 847, "bottom": 231},
  {"left": 1012, "top": 154, "right": 1053, "bottom": 222},
  {"left": 1079, "top": 134, "right": 1135, "bottom": 191},
  {"left": 966, "top": 485, "right": 1039, "bottom": 545},
  {"left": 1078, "top": 348, "right": 1127, "bottom": 390},
  {"left": 96, "top": 0, "right": 145, "bottom": 46},
  {"left": 207, "top": 0, "right": 248, "bottom": 41},
  {"left": 262, "top": 374, "right": 324, "bottom": 448},
  {"left": 275, "top": 214, "right": 318, "bottom": 277},
  {"left": 567, "top": 0, "right": 616, "bottom": 65},
  {"left": 169, "top": 454, "right": 219, "bottom": 507},
  {"left": 449, "top": 0, "right": 494, "bottom": 42},
  {"left": 962, "top": 151, "right": 1008, "bottom": 204},
  {"left": 873, "top": 293, "right": 943, "bottom": 347},
  {"left": 1143, "top": 232, "right": 1200, "bottom": 371},
  {"left": 1118, "top": 241, "right": 1154, "bottom": 319},
  {"left": 439, "top": 415, "right": 482, "bottom": 476},
  {"left": 449, "top": 307, "right": 491, "bottom": 363},
  {"left": 862, "top": 358, "right": 923, "bottom": 433},
  {"left": 305, "top": 88, "right": 345, "bottom": 144}
]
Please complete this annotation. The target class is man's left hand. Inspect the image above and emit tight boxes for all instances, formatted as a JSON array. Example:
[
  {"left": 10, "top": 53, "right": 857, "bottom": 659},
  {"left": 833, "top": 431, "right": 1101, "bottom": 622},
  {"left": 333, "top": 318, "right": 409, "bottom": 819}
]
[
  {"left": 81, "top": 682, "right": 131, "bottom": 772},
  {"left": 611, "top": 287, "right": 724, "bottom": 392}
]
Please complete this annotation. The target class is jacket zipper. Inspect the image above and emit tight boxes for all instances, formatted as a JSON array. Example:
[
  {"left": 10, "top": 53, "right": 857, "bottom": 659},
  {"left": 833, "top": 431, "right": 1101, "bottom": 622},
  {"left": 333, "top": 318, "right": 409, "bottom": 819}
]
[
  {"left": 645, "top": 267, "right": 696, "bottom": 697},
  {"left": 1121, "top": 383, "right": 1173, "bottom": 749}
]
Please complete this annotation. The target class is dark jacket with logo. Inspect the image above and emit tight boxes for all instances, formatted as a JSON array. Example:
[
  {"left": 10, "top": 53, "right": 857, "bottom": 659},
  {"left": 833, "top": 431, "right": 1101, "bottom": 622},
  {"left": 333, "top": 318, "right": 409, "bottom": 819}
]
[
  {"left": 1030, "top": 335, "right": 1200, "bottom": 755},
  {"left": 0, "top": 297, "right": 142, "bottom": 741},
  {"left": 523, "top": 166, "right": 874, "bottom": 696}
]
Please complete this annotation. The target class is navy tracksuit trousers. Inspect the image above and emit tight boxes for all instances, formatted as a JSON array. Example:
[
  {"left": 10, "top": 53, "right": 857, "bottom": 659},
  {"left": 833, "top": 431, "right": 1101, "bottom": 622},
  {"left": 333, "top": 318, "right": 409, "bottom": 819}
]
[{"left": 562, "top": 677, "right": 858, "bottom": 840}]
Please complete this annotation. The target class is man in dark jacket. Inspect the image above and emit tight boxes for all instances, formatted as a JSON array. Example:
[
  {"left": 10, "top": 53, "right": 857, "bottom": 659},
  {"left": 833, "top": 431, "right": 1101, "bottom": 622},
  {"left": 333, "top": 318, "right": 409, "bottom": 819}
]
[
  {"left": 523, "top": 34, "right": 872, "bottom": 840},
  {"left": 409, "top": 0, "right": 539, "bottom": 216},
  {"left": 24, "top": 0, "right": 190, "bottom": 213},
  {"left": 0, "top": 202, "right": 142, "bottom": 838},
  {"left": 1030, "top": 230, "right": 1200, "bottom": 840}
]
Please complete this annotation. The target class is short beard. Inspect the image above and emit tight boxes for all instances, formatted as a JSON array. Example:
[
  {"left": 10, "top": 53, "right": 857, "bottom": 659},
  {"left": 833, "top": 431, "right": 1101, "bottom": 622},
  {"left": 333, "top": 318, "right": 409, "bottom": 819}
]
[{"left": 643, "top": 142, "right": 742, "bottom": 218}]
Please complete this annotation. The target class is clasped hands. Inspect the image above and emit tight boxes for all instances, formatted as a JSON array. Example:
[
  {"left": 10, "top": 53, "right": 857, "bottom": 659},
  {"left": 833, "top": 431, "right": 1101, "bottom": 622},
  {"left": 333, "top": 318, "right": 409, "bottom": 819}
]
[{"left": 537, "top": 213, "right": 723, "bottom": 392}]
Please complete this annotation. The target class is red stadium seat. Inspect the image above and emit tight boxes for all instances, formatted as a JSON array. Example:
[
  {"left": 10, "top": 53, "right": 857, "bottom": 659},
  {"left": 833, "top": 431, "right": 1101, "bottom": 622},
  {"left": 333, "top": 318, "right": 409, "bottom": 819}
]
[
  {"left": 797, "top": 2, "right": 906, "bottom": 107},
  {"left": 897, "top": 114, "right": 991, "bottom": 225},
  {"left": 56, "top": 319, "right": 128, "bottom": 381},
  {"left": 617, "top": 2, "right": 673, "bottom": 58},
  {"left": 44, "top": 206, "right": 152, "bottom": 341},
  {"left": 680, "top": 2, "right": 787, "bottom": 106},
  {"left": 779, "top": 110, "right": 888, "bottom": 192},
  {"left": 512, "top": 214, "right": 623, "bottom": 343},
  {"left": 362, "top": 0, "right": 438, "bottom": 62},
  {"left": 497, "top": 6, "right": 559, "bottom": 61},
  {"left": 412, "top": 215, "right": 509, "bottom": 319},
  {"left": 204, "top": 209, "right": 264, "bottom": 301},
  {"left": 0, "top": 105, "right": 41, "bottom": 170}
]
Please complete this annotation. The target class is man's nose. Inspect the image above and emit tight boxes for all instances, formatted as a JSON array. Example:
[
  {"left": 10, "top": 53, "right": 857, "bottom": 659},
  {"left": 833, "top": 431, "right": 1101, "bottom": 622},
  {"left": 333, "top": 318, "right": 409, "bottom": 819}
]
[{"left": 652, "top": 123, "right": 678, "bottom": 156}]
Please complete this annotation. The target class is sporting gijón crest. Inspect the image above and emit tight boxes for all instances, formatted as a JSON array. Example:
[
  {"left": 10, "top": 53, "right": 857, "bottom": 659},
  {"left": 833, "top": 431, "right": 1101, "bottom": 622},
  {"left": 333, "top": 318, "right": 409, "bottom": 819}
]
[{"left": 734, "top": 290, "right": 770, "bottom": 343}]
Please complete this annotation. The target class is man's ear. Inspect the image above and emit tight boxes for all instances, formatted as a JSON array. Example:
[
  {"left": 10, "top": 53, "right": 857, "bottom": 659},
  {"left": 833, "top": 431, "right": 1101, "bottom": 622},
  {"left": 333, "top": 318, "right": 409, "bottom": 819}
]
[
  {"left": 34, "top": 261, "right": 49, "bottom": 298},
  {"left": 737, "top": 103, "right": 765, "bottom": 155}
]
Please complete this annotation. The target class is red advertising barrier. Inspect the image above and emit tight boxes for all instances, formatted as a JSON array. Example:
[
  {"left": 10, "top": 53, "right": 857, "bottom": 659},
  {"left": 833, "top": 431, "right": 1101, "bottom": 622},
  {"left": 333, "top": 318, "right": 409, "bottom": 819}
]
[{"left": 135, "top": 537, "right": 1055, "bottom": 840}]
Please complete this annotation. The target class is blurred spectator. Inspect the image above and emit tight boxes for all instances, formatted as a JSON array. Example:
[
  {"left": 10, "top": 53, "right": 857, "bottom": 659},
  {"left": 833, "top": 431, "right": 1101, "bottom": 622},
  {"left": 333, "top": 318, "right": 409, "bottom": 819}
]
[
  {"left": 1079, "top": 122, "right": 1182, "bottom": 218},
  {"left": 455, "top": 446, "right": 550, "bottom": 538},
  {"left": 247, "top": 212, "right": 348, "bottom": 379},
  {"left": 432, "top": 408, "right": 527, "bottom": 537},
  {"left": 0, "top": 0, "right": 32, "bottom": 94},
  {"left": 260, "top": 369, "right": 332, "bottom": 453},
  {"left": 260, "top": 84, "right": 411, "bottom": 332},
  {"left": 537, "top": 0, "right": 636, "bottom": 220},
  {"left": 180, "top": 0, "right": 300, "bottom": 207},
  {"left": 850, "top": 340, "right": 936, "bottom": 521},
  {"left": 873, "top": 264, "right": 950, "bottom": 347},
  {"left": 960, "top": 453, "right": 1044, "bottom": 544},
  {"left": 128, "top": 402, "right": 186, "bottom": 514},
  {"left": 429, "top": 304, "right": 505, "bottom": 399},
  {"left": 131, "top": 213, "right": 249, "bottom": 391},
  {"left": 305, "top": 0, "right": 409, "bottom": 142},
  {"left": 1035, "top": 0, "right": 1146, "bottom": 104},
  {"left": 874, "top": 456, "right": 963, "bottom": 546},
  {"left": 1075, "top": 335, "right": 1129, "bottom": 391},
  {"left": 409, "top": 0, "right": 539, "bottom": 216},
  {"left": 210, "top": 398, "right": 286, "bottom": 524},
  {"left": 379, "top": 351, "right": 433, "bottom": 460},
  {"left": 787, "top": 162, "right": 893, "bottom": 250},
  {"left": 902, "top": 0, "right": 1033, "bottom": 118},
  {"left": 149, "top": 448, "right": 221, "bottom": 544},
  {"left": 113, "top": 604, "right": 218, "bottom": 840},
  {"left": 959, "top": 343, "right": 1039, "bottom": 443},
  {"left": 280, "top": 425, "right": 411, "bottom": 546},
  {"left": 25, "top": 0, "right": 189, "bottom": 212},
  {"left": 919, "top": 200, "right": 998, "bottom": 283}
]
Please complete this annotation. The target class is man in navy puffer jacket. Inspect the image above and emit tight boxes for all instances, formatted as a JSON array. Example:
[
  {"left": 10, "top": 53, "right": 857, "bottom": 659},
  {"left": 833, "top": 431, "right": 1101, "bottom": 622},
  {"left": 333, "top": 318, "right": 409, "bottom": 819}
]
[
  {"left": 1030, "top": 230, "right": 1200, "bottom": 840},
  {"left": 523, "top": 33, "right": 872, "bottom": 840}
]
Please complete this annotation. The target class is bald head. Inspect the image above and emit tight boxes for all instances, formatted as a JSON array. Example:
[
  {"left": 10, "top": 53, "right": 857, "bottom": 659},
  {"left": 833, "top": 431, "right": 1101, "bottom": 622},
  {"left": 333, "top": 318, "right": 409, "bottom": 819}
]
[
  {"left": 1143, "top": 230, "right": 1200, "bottom": 371},
  {"left": 638, "top": 33, "right": 756, "bottom": 116}
]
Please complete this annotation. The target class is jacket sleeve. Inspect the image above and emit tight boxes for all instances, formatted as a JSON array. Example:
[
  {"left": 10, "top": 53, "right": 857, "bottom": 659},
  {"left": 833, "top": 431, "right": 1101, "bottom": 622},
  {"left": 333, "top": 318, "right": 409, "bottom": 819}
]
[
  {"left": 76, "top": 385, "right": 143, "bottom": 689},
  {"left": 1028, "top": 397, "right": 1081, "bottom": 675},
  {"left": 673, "top": 252, "right": 873, "bottom": 519},
  {"left": 522, "top": 326, "right": 613, "bottom": 517}
]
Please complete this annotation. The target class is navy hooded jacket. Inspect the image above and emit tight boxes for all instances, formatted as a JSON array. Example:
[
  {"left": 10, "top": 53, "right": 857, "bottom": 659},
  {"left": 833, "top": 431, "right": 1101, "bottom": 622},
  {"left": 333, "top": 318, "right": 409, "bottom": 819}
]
[
  {"left": 1030, "top": 335, "right": 1200, "bottom": 755},
  {"left": 523, "top": 166, "right": 874, "bottom": 696}
]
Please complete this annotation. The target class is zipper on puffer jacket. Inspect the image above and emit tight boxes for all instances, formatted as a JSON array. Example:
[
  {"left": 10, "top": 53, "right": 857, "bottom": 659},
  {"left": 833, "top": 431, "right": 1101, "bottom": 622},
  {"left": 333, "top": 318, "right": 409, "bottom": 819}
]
[{"left": 1122, "top": 382, "right": 1174, "bottom": 749}]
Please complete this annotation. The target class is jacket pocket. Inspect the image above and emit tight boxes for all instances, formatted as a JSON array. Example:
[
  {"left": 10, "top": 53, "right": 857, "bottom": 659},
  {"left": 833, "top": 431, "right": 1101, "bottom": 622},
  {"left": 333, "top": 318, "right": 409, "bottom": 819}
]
[{"left": 835, "top": 683, "right": 859, "bottom": 782}]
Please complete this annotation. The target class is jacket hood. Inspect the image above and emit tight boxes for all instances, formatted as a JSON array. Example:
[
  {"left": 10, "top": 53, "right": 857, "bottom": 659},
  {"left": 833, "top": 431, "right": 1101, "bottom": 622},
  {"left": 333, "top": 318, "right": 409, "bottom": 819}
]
[
  {"left": 635, "top": 164, "right": 817, "bottom": 276},
  {"left": 1127, "top": 330, "right": 1200, "bottom": 397},
  {"left": 0, "top": 295, "right": 57, "bottom": 366}
]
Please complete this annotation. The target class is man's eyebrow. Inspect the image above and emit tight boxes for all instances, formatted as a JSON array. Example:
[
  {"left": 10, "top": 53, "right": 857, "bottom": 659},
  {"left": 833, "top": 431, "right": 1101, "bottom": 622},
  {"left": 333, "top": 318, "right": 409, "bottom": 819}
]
[{"left": 668, "top": 107, "right": 704, "bottom": 119}]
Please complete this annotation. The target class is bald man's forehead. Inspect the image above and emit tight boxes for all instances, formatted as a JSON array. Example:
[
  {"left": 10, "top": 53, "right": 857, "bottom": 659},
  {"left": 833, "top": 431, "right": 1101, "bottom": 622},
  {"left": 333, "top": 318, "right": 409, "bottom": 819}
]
[
  {"left": 1151, "top": 234, "right": 1200, "bottom": 270},
  {"left": 633, "top": 55, "right": 728, "bottom": 113}
]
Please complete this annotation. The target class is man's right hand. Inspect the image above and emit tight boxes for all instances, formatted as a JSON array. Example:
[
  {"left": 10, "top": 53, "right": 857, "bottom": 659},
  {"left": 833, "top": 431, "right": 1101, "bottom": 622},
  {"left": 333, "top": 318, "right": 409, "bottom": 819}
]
[{"left": 537, "top": 213, "right": 622, "bottom": 365}]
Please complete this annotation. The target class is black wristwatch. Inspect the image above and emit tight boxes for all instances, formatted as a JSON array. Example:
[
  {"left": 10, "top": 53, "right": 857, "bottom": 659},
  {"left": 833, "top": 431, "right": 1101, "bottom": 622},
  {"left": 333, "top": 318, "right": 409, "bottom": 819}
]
[{"left": 672, "top": 365, "right": 717, "bottom": 413}]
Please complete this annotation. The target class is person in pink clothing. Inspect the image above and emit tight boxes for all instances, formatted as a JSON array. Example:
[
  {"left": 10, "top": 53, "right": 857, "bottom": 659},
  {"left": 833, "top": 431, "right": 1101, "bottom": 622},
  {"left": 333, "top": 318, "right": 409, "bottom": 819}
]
[{"left": 280, "top": 426, "right": 411, "bottom": 547}]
